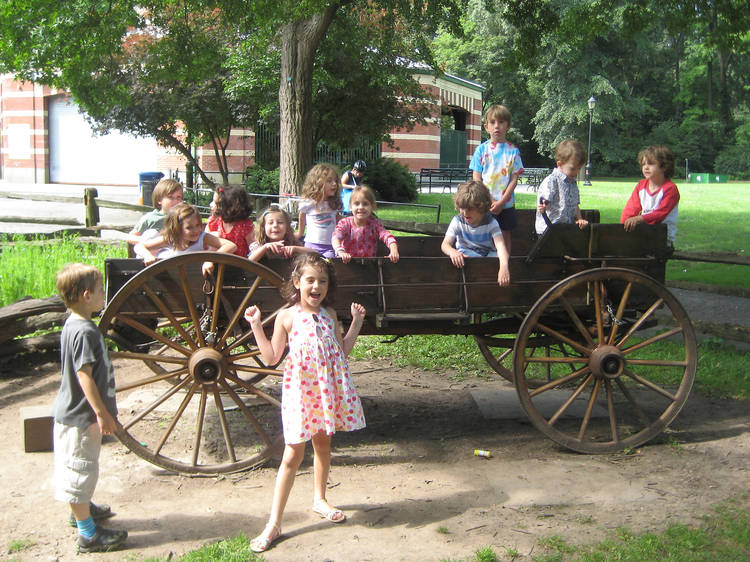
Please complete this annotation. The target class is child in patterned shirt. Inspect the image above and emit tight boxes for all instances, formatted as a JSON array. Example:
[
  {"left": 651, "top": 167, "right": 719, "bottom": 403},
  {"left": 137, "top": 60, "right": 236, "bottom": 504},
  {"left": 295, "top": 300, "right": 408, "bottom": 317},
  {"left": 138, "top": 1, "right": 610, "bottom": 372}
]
[{"left": 331, "top": 185, "right": 399, "bottom": 263}]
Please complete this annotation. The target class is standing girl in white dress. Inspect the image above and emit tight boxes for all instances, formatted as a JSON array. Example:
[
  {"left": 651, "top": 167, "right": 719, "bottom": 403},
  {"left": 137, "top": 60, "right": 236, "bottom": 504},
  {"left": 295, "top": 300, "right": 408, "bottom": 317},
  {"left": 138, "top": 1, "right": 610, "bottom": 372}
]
[{"left": 244, "top": 253, "right": 366, "bottom": 553}]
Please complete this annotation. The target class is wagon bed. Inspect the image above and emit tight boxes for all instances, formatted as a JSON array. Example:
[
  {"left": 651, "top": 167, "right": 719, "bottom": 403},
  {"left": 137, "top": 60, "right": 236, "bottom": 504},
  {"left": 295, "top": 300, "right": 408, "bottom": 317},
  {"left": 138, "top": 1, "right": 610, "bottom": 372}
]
[{"left": 101, "top": 209, "right": 695, "bottom": 473}]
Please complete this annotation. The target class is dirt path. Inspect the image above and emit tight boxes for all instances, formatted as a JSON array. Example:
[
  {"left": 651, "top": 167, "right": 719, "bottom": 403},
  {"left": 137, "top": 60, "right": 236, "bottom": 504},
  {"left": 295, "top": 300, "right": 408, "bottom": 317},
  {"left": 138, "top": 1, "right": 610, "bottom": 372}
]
[{"left": 2, "top": 354, "right": 749, "bottom": 561}]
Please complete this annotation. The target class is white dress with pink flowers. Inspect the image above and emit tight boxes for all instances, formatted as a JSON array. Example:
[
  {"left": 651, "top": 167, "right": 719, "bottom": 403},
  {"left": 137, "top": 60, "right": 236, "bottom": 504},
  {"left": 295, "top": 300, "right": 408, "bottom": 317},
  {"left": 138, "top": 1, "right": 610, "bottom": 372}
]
[{"left": 281, "top": 305, "right": 366, "bottom": 444}]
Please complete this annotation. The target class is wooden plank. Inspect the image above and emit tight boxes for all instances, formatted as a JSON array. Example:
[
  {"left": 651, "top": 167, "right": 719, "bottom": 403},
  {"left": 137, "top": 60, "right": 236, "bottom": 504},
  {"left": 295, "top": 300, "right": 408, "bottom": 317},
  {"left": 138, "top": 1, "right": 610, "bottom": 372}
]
[
  {"left": 0, "top": 191, "right": 82, "bottom": 204},
  {"left": 672, "top": 251, "right": 750, "bottom": 266}
]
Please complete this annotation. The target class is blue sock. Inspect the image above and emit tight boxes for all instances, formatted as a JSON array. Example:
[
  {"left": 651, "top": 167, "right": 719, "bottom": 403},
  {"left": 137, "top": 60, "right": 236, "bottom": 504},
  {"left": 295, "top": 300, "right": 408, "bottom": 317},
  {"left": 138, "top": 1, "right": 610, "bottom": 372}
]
[{"left": 76, "top": 516, "right": 96, "bottom": 539}]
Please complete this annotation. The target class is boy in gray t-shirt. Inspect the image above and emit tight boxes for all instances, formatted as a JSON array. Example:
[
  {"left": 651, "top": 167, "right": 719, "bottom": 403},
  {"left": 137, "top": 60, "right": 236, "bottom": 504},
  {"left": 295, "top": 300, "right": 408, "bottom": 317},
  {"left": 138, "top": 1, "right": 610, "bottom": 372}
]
[{"left": 53, "top": 264, "right": 127, "bottom": 553}]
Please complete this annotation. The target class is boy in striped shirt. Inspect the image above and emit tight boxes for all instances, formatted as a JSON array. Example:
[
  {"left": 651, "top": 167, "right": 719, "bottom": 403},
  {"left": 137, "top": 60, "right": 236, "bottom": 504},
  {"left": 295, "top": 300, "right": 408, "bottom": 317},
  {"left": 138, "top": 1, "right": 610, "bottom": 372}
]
[{"left": 441, "top": 181, "right": 510, "bottom": 286}]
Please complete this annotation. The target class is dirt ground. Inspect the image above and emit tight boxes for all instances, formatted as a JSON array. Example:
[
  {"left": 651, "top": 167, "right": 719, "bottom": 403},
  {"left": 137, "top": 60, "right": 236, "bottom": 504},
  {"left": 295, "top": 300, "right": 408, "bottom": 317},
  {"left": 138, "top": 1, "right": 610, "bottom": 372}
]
[{"left": 2, "top": 353, "right": 749, "bottom": 562}]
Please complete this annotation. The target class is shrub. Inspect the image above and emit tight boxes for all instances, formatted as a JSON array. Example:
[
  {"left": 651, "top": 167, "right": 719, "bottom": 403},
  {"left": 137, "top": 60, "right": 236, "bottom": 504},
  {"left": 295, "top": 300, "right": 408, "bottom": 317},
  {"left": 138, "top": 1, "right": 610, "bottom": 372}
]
[
  {"left": 244, "top": 166, "right": 280, "bottom": 195},
  {"left": 362, "top": 157, "right": 418, "bottom": 202}
]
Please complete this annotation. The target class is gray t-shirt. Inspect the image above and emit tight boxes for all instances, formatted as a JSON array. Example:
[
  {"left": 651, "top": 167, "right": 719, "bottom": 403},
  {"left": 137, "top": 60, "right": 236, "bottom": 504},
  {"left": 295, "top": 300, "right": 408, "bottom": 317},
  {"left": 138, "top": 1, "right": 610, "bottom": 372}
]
[
  {"left": 53, "top": 314, "right": 117, "bottom": 427},
  {"left": 133, "top": 209, "right": 166, "bottom": 235}
]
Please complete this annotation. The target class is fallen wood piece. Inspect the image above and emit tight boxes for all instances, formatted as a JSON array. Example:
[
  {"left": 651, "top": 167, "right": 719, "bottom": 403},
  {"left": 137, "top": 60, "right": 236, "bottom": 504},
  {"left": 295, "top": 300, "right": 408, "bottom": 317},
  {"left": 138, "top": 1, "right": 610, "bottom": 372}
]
[
  {"left": 0, "top": 311, "right": 68, "bottom": 344},
  {"left": 692, "top": 321, "right": 750, "bottom": 344},
  {"left": 0, "top": 333, "right": 60, "bottom": 357},
  {"left": 0, "top": 295, "right": 65, "bottom": 322}
]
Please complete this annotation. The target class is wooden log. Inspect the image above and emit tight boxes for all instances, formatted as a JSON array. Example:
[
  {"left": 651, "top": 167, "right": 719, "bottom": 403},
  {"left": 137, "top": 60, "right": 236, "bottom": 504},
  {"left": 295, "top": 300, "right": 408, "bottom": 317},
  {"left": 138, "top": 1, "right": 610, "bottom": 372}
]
[
  {"left": 0, "top": 295, "right": 66, "bottom": 322},
  {"left": 667, "top": 281, "right": 750, "bottom": 300},
  {"left": 692, "top": 321, "right": 750, "bottom": 344},
  {"left": 0, "top": 333, "right": 60, "bottom": 357},
  {"left": 0, "top": 311, "right": 68, "bottom": 344}
]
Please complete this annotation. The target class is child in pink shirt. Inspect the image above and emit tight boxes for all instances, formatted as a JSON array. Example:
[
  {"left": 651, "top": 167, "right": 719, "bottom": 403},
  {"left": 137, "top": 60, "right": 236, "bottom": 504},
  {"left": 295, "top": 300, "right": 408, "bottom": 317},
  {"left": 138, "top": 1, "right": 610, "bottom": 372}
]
[{"left": 332, "top": 186, "right": 399, "bottom": 263}]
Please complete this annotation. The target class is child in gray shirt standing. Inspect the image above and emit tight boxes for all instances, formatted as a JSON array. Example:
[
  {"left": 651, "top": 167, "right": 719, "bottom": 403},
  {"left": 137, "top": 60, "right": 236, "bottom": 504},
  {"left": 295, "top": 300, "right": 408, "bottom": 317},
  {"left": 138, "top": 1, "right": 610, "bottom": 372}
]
[{"left": 54, "top": 263, "right": 127, "bottom": 553}]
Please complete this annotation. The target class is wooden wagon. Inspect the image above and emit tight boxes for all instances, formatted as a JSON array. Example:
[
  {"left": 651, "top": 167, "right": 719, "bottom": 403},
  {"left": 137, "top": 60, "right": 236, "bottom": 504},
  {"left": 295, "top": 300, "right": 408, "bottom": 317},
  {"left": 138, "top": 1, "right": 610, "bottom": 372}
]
[{"left": 101, "top": 209, "right": 696, "bottom": 474}]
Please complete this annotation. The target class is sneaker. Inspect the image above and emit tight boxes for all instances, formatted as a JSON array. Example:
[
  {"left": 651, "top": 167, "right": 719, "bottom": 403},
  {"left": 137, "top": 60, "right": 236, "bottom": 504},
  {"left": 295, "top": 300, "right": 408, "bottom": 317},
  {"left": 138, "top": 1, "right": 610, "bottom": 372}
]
[
  {"left": 77, "top": 527, "right": 128, "bottom": 553},
  {"left": 68, "top": 502, "right": 113, "bottom": 527}
]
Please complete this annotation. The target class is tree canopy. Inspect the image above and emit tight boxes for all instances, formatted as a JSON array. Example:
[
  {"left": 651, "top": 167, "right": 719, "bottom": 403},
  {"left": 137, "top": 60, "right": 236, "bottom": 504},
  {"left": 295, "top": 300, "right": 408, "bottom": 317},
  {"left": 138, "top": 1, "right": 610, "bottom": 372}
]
[{"left": 432, "top": 0, "right": 750, "bottom": 178}]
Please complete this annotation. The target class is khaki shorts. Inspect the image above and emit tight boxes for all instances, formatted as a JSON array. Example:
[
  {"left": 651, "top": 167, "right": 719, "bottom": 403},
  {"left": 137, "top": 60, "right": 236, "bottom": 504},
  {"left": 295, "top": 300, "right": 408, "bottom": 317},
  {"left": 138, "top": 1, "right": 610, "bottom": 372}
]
[{"left": 53, "top": 422, "right": 101, "bottom": 505}]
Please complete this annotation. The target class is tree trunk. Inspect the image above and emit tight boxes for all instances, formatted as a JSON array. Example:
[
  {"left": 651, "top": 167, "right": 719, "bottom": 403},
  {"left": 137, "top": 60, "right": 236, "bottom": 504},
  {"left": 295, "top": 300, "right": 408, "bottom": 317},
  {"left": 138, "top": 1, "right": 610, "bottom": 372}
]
[{"left": 278, "top": 6, "right": 339, "bottom": 196}]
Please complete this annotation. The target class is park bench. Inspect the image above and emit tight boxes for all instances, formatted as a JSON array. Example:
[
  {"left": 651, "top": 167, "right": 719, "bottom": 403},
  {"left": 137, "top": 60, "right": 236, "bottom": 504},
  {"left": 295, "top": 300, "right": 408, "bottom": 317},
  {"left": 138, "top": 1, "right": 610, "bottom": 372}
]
[
  {"left": 418, "top": 167, "right": 472, "bottom": 192},
  {"left": 519, "top": 167, "right": 552, "bottom": 191}
]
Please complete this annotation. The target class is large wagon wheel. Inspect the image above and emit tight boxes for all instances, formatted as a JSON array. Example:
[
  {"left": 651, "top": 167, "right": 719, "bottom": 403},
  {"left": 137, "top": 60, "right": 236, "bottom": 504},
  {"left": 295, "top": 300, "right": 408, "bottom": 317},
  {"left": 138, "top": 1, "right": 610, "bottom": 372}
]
[
  {"left": 100, "top": 252, "right": 287, "bottom": 474},
  {"left": 513, "top": 267, "right": 697, "bottom": 454}
]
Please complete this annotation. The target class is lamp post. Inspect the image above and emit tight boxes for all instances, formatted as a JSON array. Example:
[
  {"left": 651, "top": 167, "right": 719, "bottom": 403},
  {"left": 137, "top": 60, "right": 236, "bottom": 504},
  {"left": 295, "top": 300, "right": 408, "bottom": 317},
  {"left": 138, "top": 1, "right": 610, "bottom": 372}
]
[{"left": 584, "top": 95, "right": 596, "bottom": 186}]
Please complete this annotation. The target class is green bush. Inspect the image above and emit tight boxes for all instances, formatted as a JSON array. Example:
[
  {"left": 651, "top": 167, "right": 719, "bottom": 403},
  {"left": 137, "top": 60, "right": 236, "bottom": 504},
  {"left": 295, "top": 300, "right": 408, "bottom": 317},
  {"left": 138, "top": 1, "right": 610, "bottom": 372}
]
[
  {"left": 244, "top": 166, "right": 280, "bottom": 195},
  {"left": 362, "top": 157, "right": 418, "bottom": 202},
  {"left": 714, "top": 117, "right": 750, "bottom": 180}
]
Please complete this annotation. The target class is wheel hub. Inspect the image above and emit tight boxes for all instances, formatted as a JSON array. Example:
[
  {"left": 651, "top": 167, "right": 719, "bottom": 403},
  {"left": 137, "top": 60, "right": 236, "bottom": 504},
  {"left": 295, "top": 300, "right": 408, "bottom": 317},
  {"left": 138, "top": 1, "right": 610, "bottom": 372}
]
[
  {"left": 589, "top": 345, "right": 624, "bottom": 379},
  {"left": 188, "top": 347, "right": 227, "bottom": 384}
]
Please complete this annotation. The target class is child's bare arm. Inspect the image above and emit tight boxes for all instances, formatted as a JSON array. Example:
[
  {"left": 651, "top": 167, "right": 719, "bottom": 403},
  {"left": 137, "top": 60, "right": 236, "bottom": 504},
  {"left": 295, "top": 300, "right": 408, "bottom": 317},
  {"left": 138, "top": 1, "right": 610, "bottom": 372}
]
[
  {"left": 341, "top": 303, "right": 366, "bottom": 356},
  {"left": 204, "top": 232, "right": 237, "bottom": 255},
  {"left": 296, "top": 212, "right": 306, "bottom": 240},
  {"left": 472, "top": 171, "right": 482, "bottom": 182},
  {"left": 441, "top": 235, "right": 465, "bottom": 268},
  {"left": 493, "top": 233, "right": 510, "bottom": 286},
  {"left": 134, "top": 234, "right": 166, "bottom": 265},
  {"left": 76, "top": 364, "right": 117, "bottom": 435},
  {"left": 497, "top": 173, "right": 521, "bottom": 207},
  {"left": 245, "top": 306, "right": 289, "bottom": 365},
  {"left": 575, "top": 206, "right": 589, "bottom": 229},
  {"left": 387, "top": 242, "right": 399, "bottom": 263}
]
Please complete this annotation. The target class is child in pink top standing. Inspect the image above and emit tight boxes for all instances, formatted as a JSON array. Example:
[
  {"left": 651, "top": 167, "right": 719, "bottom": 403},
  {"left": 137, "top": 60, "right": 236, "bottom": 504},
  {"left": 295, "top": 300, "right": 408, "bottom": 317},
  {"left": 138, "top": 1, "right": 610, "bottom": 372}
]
[{"left": 331, "top": 186, "right": 399, "bottom": 263}]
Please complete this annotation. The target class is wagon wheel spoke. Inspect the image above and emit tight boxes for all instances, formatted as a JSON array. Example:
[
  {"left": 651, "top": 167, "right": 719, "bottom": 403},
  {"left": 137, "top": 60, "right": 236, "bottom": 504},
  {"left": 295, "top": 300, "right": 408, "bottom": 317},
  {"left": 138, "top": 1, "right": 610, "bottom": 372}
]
[
  {"left": 622, "top": 368, "right": 677, "bottom": 401},
  {"left": 225, "top": 372, "right": 282, "bottom": 408},
  {"left": 142, "top": 284, "right": 198, "bottom": 351},
  {"left": 178, "top": 264, "right": 206, "bottom": 347},
  {"left": 607, "top": 281, "right": 632, "bottom": 345},
  {"left": 191, "top": 387, "right": 209, "bottom": 466},
  {"left": 116, "top": 314, "right": 191, "bottom": 357},
  {"left": 219, "top": 379, "right": 274, "bottom": 447},
  {"left": 615, "top": 298, "right": 664, "bottom": 348},
  {"left": 604, "top": 379, "right": 618, "bottom": 444},
  {"left": 576, "top": 377, "right": 601, "bottom": 441},
  {"left": 534, "top": 321, "right": 591, "bottom": 356},
  {"left": 593, "top": 279, "right": 604, "bottom": 344},
  {"left": 154, "top": 382, "right": 199, "bottom": 455},
  {"left": 212, "top": 385, "right": 237, "bottom": 463},
  {"left": 122, "top": 376, "right": 193, "bottom": 431},
  {"left": 547, "top": 373, "right": 594, "bottom": 425},
  {"left": 102, "top": 253, "right": 286, "bottom": 474},
  {"left": 615, "top": 378, "right": 651, "bottom": 427},
  {"left": 217, "top": 275, "right": 262, "bottom": 349},
  {"left": 514, "top": 268, "right": 696, "bottom": 454},
  {"left": 529, "top": 365, "right": 591, "bottom": 397},
  {"left": 560, "top": 295, "right": 595, "bottom": 347},
  {"left": 116, "top": 367, "right": 189, "bottom": 393},
  {"left": 621, "top": 327, "right": 683, "bottom": 354}
]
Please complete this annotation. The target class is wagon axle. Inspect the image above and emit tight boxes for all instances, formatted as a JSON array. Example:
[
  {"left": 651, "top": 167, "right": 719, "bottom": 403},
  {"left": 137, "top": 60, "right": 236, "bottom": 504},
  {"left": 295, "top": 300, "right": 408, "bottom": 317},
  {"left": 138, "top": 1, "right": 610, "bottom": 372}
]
[
  {"left": 590, "top": 345, "right": 624, "bottom": 379},
  {"left": 188, "top": 347, "right": 227, "bottom": 384}
]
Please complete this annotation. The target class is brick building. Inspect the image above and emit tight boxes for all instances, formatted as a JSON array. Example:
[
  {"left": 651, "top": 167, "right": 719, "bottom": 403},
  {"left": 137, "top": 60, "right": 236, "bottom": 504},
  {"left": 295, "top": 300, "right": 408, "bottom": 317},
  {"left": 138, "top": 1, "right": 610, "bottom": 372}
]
[{"left": 0, "top": 72, "right": 484, "bottom": 185}]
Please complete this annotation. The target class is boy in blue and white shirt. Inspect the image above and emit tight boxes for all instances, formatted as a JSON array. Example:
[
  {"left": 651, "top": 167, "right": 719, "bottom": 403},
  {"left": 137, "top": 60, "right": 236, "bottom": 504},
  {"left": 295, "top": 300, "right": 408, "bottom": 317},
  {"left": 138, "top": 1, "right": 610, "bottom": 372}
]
[
  {"left": 470, "top": 104, "right": 524, "bottom": 254},
  {"left": 441, "top": 181, "right": 510, "bottom": 287}
]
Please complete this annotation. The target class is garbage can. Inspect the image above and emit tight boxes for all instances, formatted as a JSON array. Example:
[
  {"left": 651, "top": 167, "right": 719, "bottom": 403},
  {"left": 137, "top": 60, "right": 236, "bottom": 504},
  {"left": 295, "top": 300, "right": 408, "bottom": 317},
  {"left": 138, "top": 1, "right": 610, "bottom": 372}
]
[{"left": 139, "top": 172, "right": 165, "bottom": 207}]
